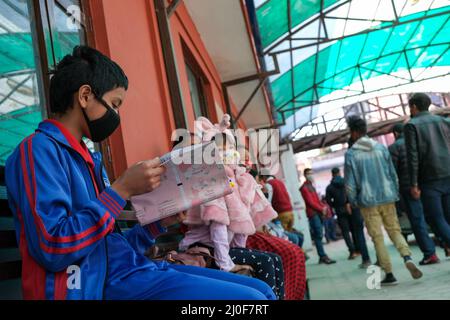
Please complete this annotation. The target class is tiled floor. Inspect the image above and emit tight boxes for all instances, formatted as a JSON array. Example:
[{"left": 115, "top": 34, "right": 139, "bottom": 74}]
[{"left": 305, "top": 232, "right": 450, "bottom": 300}]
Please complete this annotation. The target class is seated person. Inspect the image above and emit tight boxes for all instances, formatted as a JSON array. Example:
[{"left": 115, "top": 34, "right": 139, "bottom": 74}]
[
  {"left": 248, "top": 223, "right": 307, "bottom": 300},
  {"left": 5, "top": 46, "right": 275, "bottom": 300},
  {"left": 256, "top": 175, "right": 305, "bottom": 248},
  {"left": 177, "top": 116, "right": 284, "bottom": 299}
]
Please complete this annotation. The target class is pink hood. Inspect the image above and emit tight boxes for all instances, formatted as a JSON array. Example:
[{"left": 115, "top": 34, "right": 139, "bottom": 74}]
[{"left": 184, "top": 115, "right": 277, "bottom": 235}]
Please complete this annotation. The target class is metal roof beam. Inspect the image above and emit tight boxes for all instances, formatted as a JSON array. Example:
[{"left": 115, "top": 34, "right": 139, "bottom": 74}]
[
  {"left": 268, "top": 8, "right": 450, "bottom": 55},
  {"left": 263, "top": 0, "right": 351, "bottom": 55},
  {"left": 276, "top": 42, "right": 450, "bottom": 111}
]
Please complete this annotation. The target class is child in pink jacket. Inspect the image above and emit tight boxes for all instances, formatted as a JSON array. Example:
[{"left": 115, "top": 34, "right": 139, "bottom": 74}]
[{"left": 178, "top": 115, "right": 286, "bottom": 298}]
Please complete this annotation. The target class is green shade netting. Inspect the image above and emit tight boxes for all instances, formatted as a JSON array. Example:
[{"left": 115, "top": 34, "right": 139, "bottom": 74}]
[
  {"left": 0, "top": 31, "right": 81, "bottom": 75},
  {"left": 267, "top": 5, "right": 450, "bottom": 121},
  {"left": 256, "top": 0, "right": 340, "bottom": 48},
  {"left": 0, "top": 106, "right": 42, "bottom": 165},
  {"left": 0, "top": 31, "right": 80, "bottom": 165}
]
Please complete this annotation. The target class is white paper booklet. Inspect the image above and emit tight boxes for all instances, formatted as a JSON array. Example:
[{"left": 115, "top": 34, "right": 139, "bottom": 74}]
[{"left": 131, "top": 142, "right": 232, "bottom": 225}]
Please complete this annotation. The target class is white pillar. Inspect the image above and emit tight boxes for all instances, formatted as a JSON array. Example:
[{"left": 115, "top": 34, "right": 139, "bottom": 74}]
[{"left": 279, "top": 144, "right": 312, "bottom": 251}]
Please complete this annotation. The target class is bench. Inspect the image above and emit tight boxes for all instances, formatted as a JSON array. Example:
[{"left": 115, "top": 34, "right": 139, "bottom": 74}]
[
  {"left": 118, "top": 209, "right": 183, "bottom": 255},
  {"left": 0, "top": 165, "right": 22, "bottom": 299}
]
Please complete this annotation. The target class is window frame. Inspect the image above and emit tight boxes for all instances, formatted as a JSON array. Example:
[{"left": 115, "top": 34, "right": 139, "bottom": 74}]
[{"left": 182, "top": 41, "right": 210, "bottom": 119}]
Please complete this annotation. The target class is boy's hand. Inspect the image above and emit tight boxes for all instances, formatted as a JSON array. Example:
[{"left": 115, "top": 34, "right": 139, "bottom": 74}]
[{"left": 112, "top": 157, "right": 165, "bottom": 200}]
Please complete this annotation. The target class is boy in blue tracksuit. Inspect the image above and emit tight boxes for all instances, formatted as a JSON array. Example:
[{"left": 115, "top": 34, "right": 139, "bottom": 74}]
[{"left": 5, "top": 46, "right": 275, "bottom": 300}]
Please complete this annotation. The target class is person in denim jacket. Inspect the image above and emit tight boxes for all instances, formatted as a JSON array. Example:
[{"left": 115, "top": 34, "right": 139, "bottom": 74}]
[{"left": 344, "top": 116, "right": 422, "bottom": 286}]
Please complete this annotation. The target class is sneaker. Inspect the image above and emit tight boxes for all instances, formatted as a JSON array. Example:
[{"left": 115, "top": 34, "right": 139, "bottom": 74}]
[
  {"left": 444, "top": 245, "right": 450, "bottom": 257},
  {"left": 319, "top": 256, "right": 337, "bottom": 265},
  {"left": 405, "top": 260, "right": 423, "bottom": 279},
  {"left": 381, "top": 273, "right": 398, "bottom": 286},
  {"left": 359, "top": 261, "right": 372, "bottom": 269},
  {"left": 419, "top": 254, "right": 440, "bottom": 265}
]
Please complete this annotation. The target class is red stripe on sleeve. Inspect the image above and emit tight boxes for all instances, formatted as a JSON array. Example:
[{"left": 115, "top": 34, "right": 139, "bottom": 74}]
[
  {"left": 39, "top": 219, "right": 115, "bottom": 254},
  {"left": 54, "top": 270, "right": 68, "bottom": 300},
  {"left": 98, "top": 195, "right": 120, "bottom": 217},
  {"left": 102, "top": 192, "right": 123, "bottom": 213},
  {"left": 16, "top": 208, "right": 47, "bottom": 300},
  {"left": 21, "top": 137, "right": 113, "bottom": 246}
]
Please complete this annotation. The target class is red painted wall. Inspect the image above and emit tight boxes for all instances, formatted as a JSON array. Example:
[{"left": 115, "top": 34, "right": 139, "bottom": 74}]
[{"left": 88, "top": 0, "right": 249, "bottom": 178}]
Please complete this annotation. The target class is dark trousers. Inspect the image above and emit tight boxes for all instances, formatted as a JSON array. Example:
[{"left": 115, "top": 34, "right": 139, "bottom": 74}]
[
  {"left": 350, "top": 207, "right": 371, "bottom": 263},
  {"left": 400, "top": 190, "right": 436, "bottom": 258},
  {"left": 421, "top": 177, "right": 450, "bottom": 247},
  {"left": 336, "top": 211, "right": 356, "bottom": 254},
  {"left": 229, "top": 248, "right": 285, "bottom": 300},
  {"left": 323, "top": 217, "right": 337, "bottom": 241}
]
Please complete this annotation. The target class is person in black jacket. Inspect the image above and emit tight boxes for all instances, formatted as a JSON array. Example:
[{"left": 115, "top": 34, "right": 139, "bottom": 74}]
[
  {"left": 326, "top": 167, "right": 371, "bottom": 268},
  {"left": 389, "top": 123, "right": 439, "bottom": 265},
  {"left": 404, "top": 93, "right": 450, "bottom": 259}
]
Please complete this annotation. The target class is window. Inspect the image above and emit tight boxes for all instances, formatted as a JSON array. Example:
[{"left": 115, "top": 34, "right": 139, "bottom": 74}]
[
  {"left": 39, "top": 0, "right": 88, "bottom": 70},
  {"left": 186, "top": 62, "right": 208, "bottom": 119},
  {"left": 0, "top": 0, "right": 43, "bottom": 166},
  {"left": 183, "top": 41, "right": 209, "bottom": 119},
  {"left": 0, "top": 0, "right": 89, "bottom": 165}
]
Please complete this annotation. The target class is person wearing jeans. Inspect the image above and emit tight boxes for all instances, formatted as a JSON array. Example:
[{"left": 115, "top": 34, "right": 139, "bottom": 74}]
[
  {"left": 401, "top": 191, "right": 437, "bottom": 259},
  {"left": 404, "top": 93, "right": 450, "bottom": 259},
  {"left": 321, "top": 196, "right": 338, "bottom": 243},
  {"left": 389, "top": 123, "right": 439, "bottom": 265},
  {"left": 300, "top": 168, "right": 336, "bottom": 264},
  {"left": 309, "top": 214, "right": 327, "bottom": 258},
  {"left": 420, "top": 178, "right": 450, "bottom": 255},
  {"left": 345, "top": 116, "right": 423, "bottom": 286},
  {"left": 326, "top": 167, "right": 371, "bottom": 267}
]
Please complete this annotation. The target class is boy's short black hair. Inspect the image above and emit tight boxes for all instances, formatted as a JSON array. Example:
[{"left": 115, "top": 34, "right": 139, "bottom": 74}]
[
  {"left": 304, "top": 168, "right": 312, "bottom": 176},
  {"left": 49, "top": 45, "right": 128, "bottom": 115},
  {"left": 347, "top": 116, "right": 367, "bottom": 135},
  {"left": 408, "top": 93, "right": 431, "bottom": 111}
]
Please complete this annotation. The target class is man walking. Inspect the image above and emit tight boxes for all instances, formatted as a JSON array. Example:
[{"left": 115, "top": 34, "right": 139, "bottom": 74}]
[
  {"left": 404, "top": 93, "right": 450, "bottom": 258},
  {"left": 326, "top": 167, "right": 371, "bottom": 268},
  {"left": 344, "top": 116, "right": 422, "bottom": 285},
  {"left": 389, "top": 123, "right": 439, "bottom": 265},
  {"left": 300, "top": 169, "right": 336, "bottom": 264}
]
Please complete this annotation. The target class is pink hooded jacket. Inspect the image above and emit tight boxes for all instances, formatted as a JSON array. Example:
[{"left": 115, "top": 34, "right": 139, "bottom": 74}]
[{"left": 179, "top": 114, "right": 277, "bottom": 270}]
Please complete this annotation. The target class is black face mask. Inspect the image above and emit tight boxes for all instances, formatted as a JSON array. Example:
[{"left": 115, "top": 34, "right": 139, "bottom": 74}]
[{"left": 82, "top": 95, "right": 120, "bottom": 142}]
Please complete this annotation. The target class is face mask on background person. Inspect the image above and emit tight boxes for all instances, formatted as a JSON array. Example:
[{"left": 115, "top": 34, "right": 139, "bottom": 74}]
[
  {"left": 82, "top": 93, "right": 120, "bottom": 142},
  {"left": 306, "top": 174, "right": 315, "bottom": 183}
]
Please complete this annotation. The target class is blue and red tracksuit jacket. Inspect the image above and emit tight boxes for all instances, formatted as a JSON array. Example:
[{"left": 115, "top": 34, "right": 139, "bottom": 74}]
[{"left": 5, "top": 120, "right": 166, "bottom": 300}]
